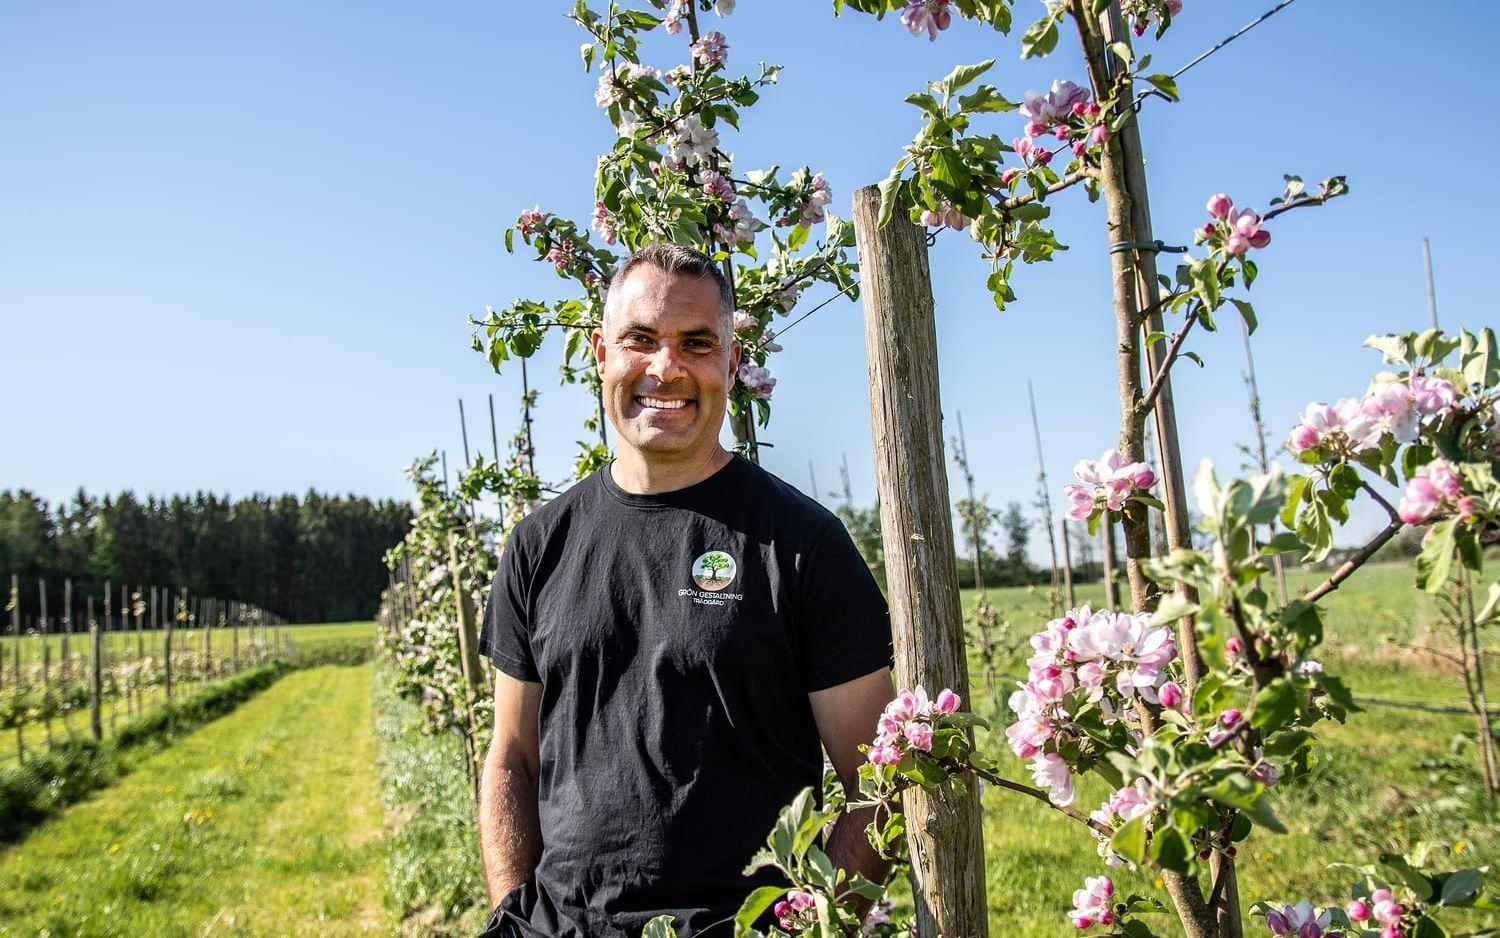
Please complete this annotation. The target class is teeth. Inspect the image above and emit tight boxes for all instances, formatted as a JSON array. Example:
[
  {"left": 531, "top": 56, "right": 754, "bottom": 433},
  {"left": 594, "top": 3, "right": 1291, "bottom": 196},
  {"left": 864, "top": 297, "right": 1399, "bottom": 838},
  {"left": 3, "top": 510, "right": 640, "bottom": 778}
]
[{"left": 639, "top": 397, "right": 690, "bottom": 409}]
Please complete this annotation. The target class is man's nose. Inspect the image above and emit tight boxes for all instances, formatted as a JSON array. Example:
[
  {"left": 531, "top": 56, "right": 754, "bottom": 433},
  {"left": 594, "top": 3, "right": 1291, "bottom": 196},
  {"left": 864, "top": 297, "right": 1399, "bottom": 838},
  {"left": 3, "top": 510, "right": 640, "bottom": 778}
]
[{"left": 644, "top": 343, "right": 687, "bottom": 383}]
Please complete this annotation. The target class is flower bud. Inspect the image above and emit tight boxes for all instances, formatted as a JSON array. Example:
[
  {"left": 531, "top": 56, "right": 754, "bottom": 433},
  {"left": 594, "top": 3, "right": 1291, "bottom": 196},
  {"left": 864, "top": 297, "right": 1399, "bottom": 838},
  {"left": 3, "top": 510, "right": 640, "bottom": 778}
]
[
  {"left": 1159, "top": 680, "right": 1184, "bottom": 710},
  {"left": 1265, "top": 910, "right": 1290, "bottom": 935},
  {"left": 1220, "top": 709, "right": 1242, "bottom": 727},
  {"left": 1225, "top": 636, "right": 1244, "bottom": 657},
  {"left": 1346, "top": 900, "right": 1371, "bottom": 922},
  {"left": 1206, "top": 193, "right": 1233, "bottom": 219}
]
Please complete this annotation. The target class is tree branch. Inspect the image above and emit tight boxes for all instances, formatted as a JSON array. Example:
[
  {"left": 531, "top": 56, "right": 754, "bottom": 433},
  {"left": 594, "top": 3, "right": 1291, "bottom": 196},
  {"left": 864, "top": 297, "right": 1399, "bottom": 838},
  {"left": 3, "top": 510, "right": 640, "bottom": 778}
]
[
  {"left": 1303, "top": 499, "right": 1404, "bottom": 604},
  {"left": 998, "top": 168, "right": 1097, "bottom": 211},
  {"left": 961, "top": 762, "right": 1111, "bottom": 837},
  {"left": 1138, "top": 310, "right": 1200, "bottom": 419}
]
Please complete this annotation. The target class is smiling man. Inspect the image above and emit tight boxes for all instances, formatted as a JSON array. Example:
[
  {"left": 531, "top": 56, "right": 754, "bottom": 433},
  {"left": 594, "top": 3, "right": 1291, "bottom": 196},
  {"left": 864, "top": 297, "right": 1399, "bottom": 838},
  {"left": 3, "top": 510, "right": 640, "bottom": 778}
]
[{"left": 476, "top": 243, "right": 894, "bottom": 937}]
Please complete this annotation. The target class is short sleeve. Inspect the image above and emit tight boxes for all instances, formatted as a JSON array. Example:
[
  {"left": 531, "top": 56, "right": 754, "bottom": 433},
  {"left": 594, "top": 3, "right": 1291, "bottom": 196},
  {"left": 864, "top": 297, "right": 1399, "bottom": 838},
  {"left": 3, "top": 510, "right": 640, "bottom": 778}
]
[
  {"left": 792, "top": 518, "right": 893, "bottom": 692},
  {"left": 478, "top": 528, "right": 540, "bottom": 683}
]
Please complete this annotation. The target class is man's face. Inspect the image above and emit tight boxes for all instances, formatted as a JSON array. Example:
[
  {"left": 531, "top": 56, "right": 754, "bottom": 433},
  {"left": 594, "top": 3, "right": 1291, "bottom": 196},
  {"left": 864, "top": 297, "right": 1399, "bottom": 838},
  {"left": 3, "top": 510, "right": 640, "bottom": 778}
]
[{"left": 590, "top": 264, "right": 740, "bottom": 460}]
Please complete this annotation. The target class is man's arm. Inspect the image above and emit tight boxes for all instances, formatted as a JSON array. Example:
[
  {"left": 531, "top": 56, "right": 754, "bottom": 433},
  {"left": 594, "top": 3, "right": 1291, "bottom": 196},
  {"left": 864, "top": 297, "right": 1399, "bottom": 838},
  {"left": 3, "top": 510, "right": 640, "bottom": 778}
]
[
  {"left": 478, "top": 670, "right": 544, "bottom": 905},
  {"left": 809, "top": 667, "right": 896, "bottom": 903}
]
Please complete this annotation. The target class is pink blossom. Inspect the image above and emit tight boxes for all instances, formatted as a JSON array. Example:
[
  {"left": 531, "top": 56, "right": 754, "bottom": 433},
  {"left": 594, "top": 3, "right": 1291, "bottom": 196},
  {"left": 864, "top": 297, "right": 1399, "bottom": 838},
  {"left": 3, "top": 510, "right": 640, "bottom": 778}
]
[
  {"left": 1225, "top": 206, "right": 1271, "bottom": 255},
  {"left": 1372, "top": 889, "right": 1404, "bottom": 925},
  {"left": 1399, "top": 476, "right": 1442, "bottom": 524},
  {"left": 1427, "top": 460, "right": 1461, "bottom": 498},
  {"left": 1033, "top": 147, "right": 1054, "bottom": 166},
  {"left": 899, "top": 0, "right": 952, "bottom": 40},
  {"left": 1220, "top": 708, "right": 1242, "bottom": 727},
  {"left": 1004, "top": 709, "right": 1051, "bottom": 758},
  {"left": 1225, "top": 635, "right": 1244, "bottom": 657},
  {"left": 1000, "top": 168, "right": 1020, "bottom": 185},
  {"left": 1288, "top": 423, "right": 1321, "bottom": 452},
  {"left": 517, "top": 205, "right": 546, "bottom": 235},
  {"left": 1410, "top": 374, "right": 1457, "bottom": 416},
  {"left": 1159, "top": 680, "right": 1184, "bottom": 710},
  {"left": 903, "top": 721, "right": 934, "bottom": 751},
  {"left": 1206, "top": 193, "right": 1233, "bottom": 219},
  {"left": 733, "top": 311, "right": 756, "bottom": 333},
  {"left": 936, "top": 688, "right": 962, "bottom": 713},
  {"left": 691, "top": 30, "right": 729, "bottom": 67},
  {"left": 1029, "top": 752, "right": 1075, "bottom": 806},
  {"left": 700, "top": 170, "right": 736, "bottom": 202},
  {"left": 590, "top": 201, "right": 617, "bottom": 245},
  {"left": 544, "top": 243, "right": 574, "bottom": 272},
  {"left": 1063, "top": 483, "right": 1094, "bottom": 521},
  {"left": 867, "top": 742, "right": 901, "bottom": 766},
  {"left": 920, "top": 208, "right": 945, "bottom": 227},
  {"left": 1265, "top": 901, "right": 1333, "bottom": 938},
  {"left": 1346, "top": 900, "right": 1370, "bottom": 923},
  {"left": 1068, "top": 448, "right": 1157, "bottom": 517},
  {"left": 1069, "top": 875, "right": 1115, "bottom": 929},
  {"left": 736, "top": 363, "right": 776, "bottom": 400},
  {"left": 1381, "top": 926, "right": 1402, "bottom": 938}
]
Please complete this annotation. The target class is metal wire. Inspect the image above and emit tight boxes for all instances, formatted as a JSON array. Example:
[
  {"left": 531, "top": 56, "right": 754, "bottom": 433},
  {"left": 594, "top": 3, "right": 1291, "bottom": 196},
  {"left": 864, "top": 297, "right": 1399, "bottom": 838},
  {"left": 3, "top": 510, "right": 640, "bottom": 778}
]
[{"left": 1132, "top": 0, "right": 1301, "bottom": 110}]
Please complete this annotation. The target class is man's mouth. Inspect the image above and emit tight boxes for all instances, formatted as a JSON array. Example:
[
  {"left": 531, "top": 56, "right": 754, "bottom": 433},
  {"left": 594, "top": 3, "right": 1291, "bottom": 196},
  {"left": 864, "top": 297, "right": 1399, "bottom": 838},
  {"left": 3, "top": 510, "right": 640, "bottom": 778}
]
[{"left": 636, "top": 396, "right": 694, "bottom": 411}]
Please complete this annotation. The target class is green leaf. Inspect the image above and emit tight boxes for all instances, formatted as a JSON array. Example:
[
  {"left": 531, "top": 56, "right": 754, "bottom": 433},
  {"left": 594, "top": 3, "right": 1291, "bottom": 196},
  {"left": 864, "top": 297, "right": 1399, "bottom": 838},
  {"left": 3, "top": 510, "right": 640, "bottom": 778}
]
[
  {"left": 1381, "top": 853, "right": 1439, "bottom": 902},
  {"left": 957, "top": 84, "right": 1016, "bottom": 113},
  {"left": 1416, "top": 519, "right": 1458, "bottom": 593},
  {"left": 734, "top": 886, "right": 786, "bottom": 936},
  {"left": 1412, "top": 916, "right": 1451, "bottom": 938},
  {"left": 1111, "top": 815, "right": 1148, "bottom": 865},
  {"left": 1140, "top": 73, "right": 1180, "bottom": 101},
  {"left": 643, "top": 915, "right": 679, "bottom": 938},
  {"left": 937, "top": 59, "right": 995, "bottom": 96},
  {"left": 929, "top": 148, "right": 972, "bottom": 199},
  {"left": 1440, "top": 869, "right": 1483, "bottom": 907},
  {"left": 1020, "top": 14, "right": 1060, "bottom": 58},
  {"left": 905, "top": 91, "right": 943, "bottom": 116},
  {"left": 1251, "top": 678, "right": 1300, "bottom": 732},
  {"left": 1149, "top": 824, "right": 1192, "bottom": 873},
  {"left": 876, "top": 160, "right": 907, "bottom": 228}
]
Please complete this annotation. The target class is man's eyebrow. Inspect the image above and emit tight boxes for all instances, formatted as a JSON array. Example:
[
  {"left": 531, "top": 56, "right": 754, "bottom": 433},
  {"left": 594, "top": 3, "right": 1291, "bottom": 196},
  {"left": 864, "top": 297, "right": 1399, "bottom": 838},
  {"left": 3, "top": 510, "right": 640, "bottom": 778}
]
[{"left": 616, "top": 322, "right": 722, "bottom": 340}]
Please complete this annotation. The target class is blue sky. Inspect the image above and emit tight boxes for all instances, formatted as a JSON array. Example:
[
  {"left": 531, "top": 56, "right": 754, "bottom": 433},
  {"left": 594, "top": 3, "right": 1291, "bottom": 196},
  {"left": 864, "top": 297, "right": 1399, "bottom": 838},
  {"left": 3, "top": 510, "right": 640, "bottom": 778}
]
[{"left": 3, "top": 1, "right": 1493, "bottom": 555}]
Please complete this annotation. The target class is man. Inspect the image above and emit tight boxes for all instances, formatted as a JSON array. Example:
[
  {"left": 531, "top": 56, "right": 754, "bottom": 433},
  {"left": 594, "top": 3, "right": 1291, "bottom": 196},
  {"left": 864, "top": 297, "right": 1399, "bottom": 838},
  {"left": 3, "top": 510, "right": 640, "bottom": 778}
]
[{"left": 477, "top": 243, "right": 893, "bottom": 937}]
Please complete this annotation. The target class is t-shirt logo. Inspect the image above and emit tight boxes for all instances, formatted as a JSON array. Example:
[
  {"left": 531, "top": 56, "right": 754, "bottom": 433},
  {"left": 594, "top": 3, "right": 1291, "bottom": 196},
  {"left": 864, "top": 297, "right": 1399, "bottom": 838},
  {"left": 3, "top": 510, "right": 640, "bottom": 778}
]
[{"left": 691, "top": 550, "right": 738, "bottom": 592}]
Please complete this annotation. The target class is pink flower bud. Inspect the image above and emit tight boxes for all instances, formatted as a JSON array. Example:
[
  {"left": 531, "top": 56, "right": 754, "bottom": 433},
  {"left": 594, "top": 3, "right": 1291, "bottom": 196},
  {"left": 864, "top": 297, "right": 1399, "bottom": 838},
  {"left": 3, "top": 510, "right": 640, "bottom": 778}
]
[
  {"left": 1288, "top": 424, "right": 1321, "bottom": 452},
  {"left": 1159, "top": 680, "right": 1184, "bottom": 710},
  {"left": 1001, "top": 168, "right": 1020, "bottom": 185},
  {"left": 1033, "top": 147, "right": 1053, "bottom": 165},
  {"left": 1220, "top": 709, "right": 1242, "bottom": 727},
  {"left": 1201, "top": 222, "right": 1216, "bottom": 237},
  {"left": 904, "top": 721, "right": 934, "bottom": 751},
  {"left": 936, "top": 688, "right": 962, "bottom": 713},
  {"left": 1381, "top": 926, "right": 1401, "bottom": 938},
  {"left": 1055, "top": 124, "right": 1072, "bottom": 140},
  {"left": 920, "top": 209, "right": 944, "bottom": 227},
  {"left": 1346, "top": 900, "right": 1371, "bottom": 923},
  {"left": 1072, "top": 141, "right": 1087, "bottom": 156},
  {"left": 1298, "top": 922, "right": 1322, "bottom": 938},
  {"left": 1073, "top": 916, "right": 1093, "bottom": 930},
  {"left": 1071, "top": 102, "right": 1088, "bottom": 117},
  {"left": 1266, "top": 910, "right": 1290, "bottom": 935},
  {"left": 773, "top": 900, "right": 791, "bottom": 919},
  {"left": 1089, "top": 124, "right": 1108, "bottom": 145},
  {"left": 1026, "top": 121, "right": 1045, "bottom": 137},
  {"left": 1225, "top": 636, "right": 1244, "bottom": 657},
  {"left": 1250, "top": 229, "right": 1272, "bottom": 249},
  {"left": 1206, "top": 193, "right": 1234, "bottom": 219}
]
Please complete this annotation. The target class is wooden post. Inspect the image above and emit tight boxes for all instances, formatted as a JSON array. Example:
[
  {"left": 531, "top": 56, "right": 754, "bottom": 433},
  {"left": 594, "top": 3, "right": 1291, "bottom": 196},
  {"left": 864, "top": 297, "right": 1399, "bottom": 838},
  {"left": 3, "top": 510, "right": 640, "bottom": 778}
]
[
  {"left": 11, "top": 574, "right": 24, "bottom": 762},
  {"left": 62, "top": 578, "right": 72, "bottom": 685},
  {"left": 39, "top": 579, "right": 52, "bottom": 745},
  {"left": 852, "top": 184, "right": 989, "bottom": 938},
  {"left": 88, "top": 596, "right": 102, "bottom": 742},
  {"left": 1101, "top": 519, "right": 1119, "bottom": 609},
  {"left": 165, "top": 591, "right": 176, "bottom": 703},
  {"left": 232, "top": 601, "right": 241, "bottom": 673},
  {"left": 1026, "top": 381, "right": 1063, "bottom": 603}
]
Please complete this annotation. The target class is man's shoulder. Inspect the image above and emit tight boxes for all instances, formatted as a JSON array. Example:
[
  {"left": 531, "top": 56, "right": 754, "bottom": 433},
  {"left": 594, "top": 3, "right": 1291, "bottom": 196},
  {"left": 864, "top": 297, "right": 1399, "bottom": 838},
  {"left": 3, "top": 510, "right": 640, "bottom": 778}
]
[
  {"left": 735, "top": 457, "right": 844, "bottom": 536},
  {"left": 505, "top": 468, "right": 603, "bottom": 546}
]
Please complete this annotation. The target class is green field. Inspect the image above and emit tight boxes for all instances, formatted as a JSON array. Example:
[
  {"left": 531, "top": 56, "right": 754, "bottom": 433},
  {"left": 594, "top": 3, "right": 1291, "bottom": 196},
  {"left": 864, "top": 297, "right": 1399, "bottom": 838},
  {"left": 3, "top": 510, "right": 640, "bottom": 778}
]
[{"left": 0, "top": 661, "right": 388, "bottom": 936}]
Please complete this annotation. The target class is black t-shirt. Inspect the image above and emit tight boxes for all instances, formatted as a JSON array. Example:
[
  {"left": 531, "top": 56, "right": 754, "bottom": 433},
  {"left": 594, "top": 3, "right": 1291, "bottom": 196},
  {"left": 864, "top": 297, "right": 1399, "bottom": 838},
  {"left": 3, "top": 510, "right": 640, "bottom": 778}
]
[{"left": 479, "top": 454, "right": 891, "bottom": 938}]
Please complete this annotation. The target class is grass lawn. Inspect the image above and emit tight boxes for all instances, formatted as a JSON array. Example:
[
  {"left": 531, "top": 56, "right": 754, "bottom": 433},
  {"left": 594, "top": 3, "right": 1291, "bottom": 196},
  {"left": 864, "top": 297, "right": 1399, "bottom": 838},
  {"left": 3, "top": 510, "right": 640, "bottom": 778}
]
[
  {"left": 953, "top": 560, "right": 1499, "bottom": 935},
  {"left": 0, "top": 661, "right": 388, "bottom": 937}
]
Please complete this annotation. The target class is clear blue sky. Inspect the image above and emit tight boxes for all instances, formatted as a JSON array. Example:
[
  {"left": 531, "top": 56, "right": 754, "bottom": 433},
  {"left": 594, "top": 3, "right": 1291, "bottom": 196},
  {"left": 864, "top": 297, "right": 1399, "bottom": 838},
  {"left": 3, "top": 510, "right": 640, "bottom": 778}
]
[{"left": 3, "top": 1, "right": 1492, "bottom": 554}]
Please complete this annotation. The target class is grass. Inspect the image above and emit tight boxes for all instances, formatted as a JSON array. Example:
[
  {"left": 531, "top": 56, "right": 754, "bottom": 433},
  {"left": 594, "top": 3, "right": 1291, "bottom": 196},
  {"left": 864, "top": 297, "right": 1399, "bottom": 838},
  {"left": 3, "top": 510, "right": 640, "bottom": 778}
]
[
  {"left": 0, "top": 661, "right": 388, "bottom": 936},
  {"left": 373, "top": 665, "right": 489, "bottom": 936},
  {"left": 958, "top": 560, "right": 1499, "bottom": 936}
]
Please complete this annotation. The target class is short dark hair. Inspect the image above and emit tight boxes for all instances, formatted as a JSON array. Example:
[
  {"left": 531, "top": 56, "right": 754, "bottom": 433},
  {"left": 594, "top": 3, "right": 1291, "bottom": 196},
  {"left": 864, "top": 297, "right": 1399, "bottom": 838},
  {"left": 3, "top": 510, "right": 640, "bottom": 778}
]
[{"left": 603, "top": 242, "right": 735, "bottom": 329}]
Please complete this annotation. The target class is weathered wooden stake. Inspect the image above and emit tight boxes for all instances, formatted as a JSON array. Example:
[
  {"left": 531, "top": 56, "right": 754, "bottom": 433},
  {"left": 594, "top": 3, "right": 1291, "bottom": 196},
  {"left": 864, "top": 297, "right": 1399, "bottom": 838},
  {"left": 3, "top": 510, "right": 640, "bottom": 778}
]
[
  {"left": 88, "top": 596, "right": 102, "bottom": 742},
  {"left": 165, "top": 592, "right": 177, "bottom": 703},
  {"left": 853, "top": 184, "right": 988, "bottom": 938}
]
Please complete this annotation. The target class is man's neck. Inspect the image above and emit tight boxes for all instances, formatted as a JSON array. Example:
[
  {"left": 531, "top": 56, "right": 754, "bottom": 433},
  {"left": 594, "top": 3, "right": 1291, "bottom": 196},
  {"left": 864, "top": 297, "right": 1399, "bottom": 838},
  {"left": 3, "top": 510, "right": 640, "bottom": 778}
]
[{"left": 609, "top": 445, "right": 734, "bottom": 495}]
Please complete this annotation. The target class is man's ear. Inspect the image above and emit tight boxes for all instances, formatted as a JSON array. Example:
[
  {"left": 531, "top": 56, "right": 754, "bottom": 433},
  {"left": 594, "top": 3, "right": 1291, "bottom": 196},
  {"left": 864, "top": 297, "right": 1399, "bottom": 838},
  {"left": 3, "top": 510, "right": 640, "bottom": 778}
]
[
  {"left": 729, "top": 338, "right": 742, "bottom": 379},
  {"left": 590, "top": 328, "right": 607, "bottom": 374}
]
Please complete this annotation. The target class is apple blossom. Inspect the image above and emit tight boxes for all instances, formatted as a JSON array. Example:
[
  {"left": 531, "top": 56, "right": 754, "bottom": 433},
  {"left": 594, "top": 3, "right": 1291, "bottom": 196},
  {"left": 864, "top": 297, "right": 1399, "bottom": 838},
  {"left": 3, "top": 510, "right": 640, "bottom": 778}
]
[
  {"left": 774, "top": 890, "right": 817, "bottom": 933},
  {"left": 1371, "top": 889, "right": 1404, "bottom": 925},
  {"left": 1206, "top": 192, "right": 1233, "bottom": 219},
  {"left": 517, "top": 205, "right": 546, "bottom": 235},
  {"left": 1398, "top": 459, "right": 1461, "bottom": 524},
  {"left": 1064, "top": 448, "right": 1158, "bottom": 519},
  {"left": 590, "top": 201, "right": 618, "bottom": 245},
  {"left": 1346, "top": 900, "right": 1371, "bottom": 923},
  {"left": 904, "top": 721, "right": 934, "bottom": 751},
  {"left": 544, "top": 243, "right": 574, "bottom": 272},
  {"left": 1030, "top": 751, "right": 1075, "bottom": 806},
  {"left": 900, "top": 0, "right": 952, "bottom": 41},
  {"left": 1159, "top": 679, "right": 1184, "bottom": 710},
  {"left": 1263, "top": 900, "right": 1334, "bottom": 938},
  {"left": 936, "top": 688, "right": 961, "bottom": 713},
  {"left": 700, "top": 169, "right": 736, "bottom": 202},
  {"left": 1069, "top": 875, "right": 1115, "bottom": 929},
  {"left": 692, "top": 30, "right": 729, "bottom": 68},
  {"left": 737, "top": 362, "right": 776, "bottom": 400}
]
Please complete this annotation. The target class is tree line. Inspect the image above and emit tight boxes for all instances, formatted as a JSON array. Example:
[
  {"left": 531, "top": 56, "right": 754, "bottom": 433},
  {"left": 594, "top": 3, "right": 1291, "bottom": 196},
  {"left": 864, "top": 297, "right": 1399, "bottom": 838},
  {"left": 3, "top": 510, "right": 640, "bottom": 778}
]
[{"left": 0, "top": 489, "right": 411, "bottom": 624}]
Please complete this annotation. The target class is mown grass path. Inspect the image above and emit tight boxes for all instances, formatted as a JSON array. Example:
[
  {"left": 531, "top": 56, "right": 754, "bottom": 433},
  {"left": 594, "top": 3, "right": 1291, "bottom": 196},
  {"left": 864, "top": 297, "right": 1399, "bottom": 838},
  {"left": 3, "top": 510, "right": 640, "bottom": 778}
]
[{"left": 0, "top": 662, "right": 387, "bottom": 936}]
